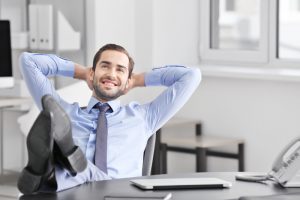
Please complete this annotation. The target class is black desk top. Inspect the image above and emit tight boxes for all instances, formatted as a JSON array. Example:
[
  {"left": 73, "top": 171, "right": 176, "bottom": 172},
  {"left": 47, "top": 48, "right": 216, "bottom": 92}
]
[{"left": 19, "top": 172, "right": 300, "bottom": 200}]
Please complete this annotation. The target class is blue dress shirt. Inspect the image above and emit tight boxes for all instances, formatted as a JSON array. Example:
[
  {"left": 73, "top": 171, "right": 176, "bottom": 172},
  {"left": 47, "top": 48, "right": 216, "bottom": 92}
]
[{"left": 19, "top": 52, "right": 201, "bottom": 191}]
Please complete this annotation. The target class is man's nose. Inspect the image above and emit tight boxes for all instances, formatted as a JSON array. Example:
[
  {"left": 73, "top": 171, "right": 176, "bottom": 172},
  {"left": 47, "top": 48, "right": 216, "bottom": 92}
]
[{"left": 106, "top": 68, "right": 117, "bottom": 78}]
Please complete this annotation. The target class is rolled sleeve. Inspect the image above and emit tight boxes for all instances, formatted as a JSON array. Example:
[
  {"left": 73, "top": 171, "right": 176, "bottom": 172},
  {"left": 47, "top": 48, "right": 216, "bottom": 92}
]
[
  {"left": 48, "top": 54, "right": 75, "bottom": 77},
  {"left": 145, "top": 65, "right": 201, "bottom": 87}
]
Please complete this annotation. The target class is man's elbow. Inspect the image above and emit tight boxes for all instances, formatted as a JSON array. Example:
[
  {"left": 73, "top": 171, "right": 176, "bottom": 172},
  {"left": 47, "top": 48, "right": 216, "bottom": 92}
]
[
  {"left": 19, "top": 52, "right": 33, "bottom": 69},
  {"left": 188, "top": 67, "right": 202, "bottom": 86}
]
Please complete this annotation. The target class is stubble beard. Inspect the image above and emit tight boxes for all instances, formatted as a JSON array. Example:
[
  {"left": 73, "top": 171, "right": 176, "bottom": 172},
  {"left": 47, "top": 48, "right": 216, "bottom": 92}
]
[{"left": 93, "top": 78, "right": 124, "bottom": 102}]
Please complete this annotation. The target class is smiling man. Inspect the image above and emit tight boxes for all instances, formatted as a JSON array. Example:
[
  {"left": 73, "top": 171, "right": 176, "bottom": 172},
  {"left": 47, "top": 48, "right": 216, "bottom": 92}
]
[
  {"left": 18, "top": 44, "right": 201, "bottom": 194},
  {"left": 90, "top": 48, "right": 134, "bottom": 101}
]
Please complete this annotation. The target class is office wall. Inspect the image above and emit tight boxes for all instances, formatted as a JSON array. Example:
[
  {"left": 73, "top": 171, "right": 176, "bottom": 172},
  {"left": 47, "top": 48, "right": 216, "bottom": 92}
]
[{"left": 86, "top": 0, "right": 136, "bottom": 67}]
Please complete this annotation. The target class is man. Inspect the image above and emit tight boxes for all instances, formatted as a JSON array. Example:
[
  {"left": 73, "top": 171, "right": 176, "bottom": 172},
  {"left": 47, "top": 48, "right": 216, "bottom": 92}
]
[{"left": 18, "top": 44, "right": 201, "bottom": 194}]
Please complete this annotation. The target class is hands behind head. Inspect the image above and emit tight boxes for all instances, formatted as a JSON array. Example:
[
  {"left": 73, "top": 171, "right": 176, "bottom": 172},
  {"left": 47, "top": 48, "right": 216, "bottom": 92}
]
[
  {"left": 122, "top": 73, "right": 135, "bottom": 95},
  {"left": 85, "top": 67, "right": 140, "bottom": 96},
  {"left": 85, "top": 67, "right": 135, "bottom": 96},
  {"left": 122, "top": 73, "right": 145, "bottom": 95},
  {"left": 86, "top": 67, "right": 94, "bottom": 91}
]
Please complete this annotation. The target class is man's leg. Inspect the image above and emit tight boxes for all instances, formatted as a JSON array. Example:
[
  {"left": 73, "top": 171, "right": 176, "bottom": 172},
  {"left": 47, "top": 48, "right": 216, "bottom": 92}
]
[
  {"left": 42, "top": 95, "right": 87, "bottom": 175},
  {"left": 18, "top": 111, "right": 55, "bottom": 194},
  {"left": 42, "top": 95, "right": 110, "bottom": 192},
  {"left": 18, "top": 95, "right": 88, "bottom": 194}
]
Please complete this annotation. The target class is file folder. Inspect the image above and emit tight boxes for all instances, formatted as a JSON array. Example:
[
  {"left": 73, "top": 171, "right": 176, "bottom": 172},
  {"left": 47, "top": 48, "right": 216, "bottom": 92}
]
[
  {"left": 38, "top": 5, "right": 53, "bottom": 50},
  {"left": 28, "top": 4, "right": 53, "bottom": 50},
  {"left": 29, "top": 4, "right": 38, "bottom": 49}
]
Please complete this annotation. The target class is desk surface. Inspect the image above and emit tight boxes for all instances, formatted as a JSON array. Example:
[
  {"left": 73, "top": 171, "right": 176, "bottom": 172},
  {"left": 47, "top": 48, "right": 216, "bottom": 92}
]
[{"left": 19, "top": 172, "right": 300, "bottom": 200}]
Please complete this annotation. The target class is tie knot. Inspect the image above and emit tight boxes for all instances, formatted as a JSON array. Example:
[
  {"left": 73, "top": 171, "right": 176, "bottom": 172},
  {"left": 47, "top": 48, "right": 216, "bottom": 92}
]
[{"left": 98, "top": 103, "right": 111, "bottom": 113}]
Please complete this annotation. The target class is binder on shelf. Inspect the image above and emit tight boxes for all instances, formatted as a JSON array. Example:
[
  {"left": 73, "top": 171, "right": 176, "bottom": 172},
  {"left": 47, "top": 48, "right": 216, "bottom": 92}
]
[
  {"left": 28, "top": 4, "right": 38, "bottom": 49},
  {"left": 28, "top": 4, "right": 53, "bottom": 50},
  {"left": 57, "top": 11, "right": 81, "bottom": 51},
  {"left": 38, "top": 5, "right": 53, "bottom": 50}
]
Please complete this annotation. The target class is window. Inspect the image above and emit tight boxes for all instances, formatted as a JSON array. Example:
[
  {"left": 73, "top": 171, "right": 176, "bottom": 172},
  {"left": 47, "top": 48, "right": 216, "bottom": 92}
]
[
  {"left": 210, "top": 0, "right": 260, "bottom": 51},
  {"left": 278, "top": 0, "right": 300, "bottom": 60},
  {"left": 200, "top": 0, "right": 300, "bottom": 66}
]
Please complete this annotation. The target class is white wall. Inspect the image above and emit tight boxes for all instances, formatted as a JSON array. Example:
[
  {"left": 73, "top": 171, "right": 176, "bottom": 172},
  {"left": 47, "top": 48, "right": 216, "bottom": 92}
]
[
  {"left": 176, "top": 76, "right": 300, "bottom": 172},
  {"left": 152, "top": 0, "right": 200, "bottom": 66},
  {"left": 86, "top": 0, "right": 136, "bottom": 67}
]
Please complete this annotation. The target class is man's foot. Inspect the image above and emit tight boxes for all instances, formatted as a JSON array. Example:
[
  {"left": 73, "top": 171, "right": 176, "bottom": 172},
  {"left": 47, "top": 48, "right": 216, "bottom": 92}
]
[
  {"left": 41, "top": 95, "right": 87, "bottom": 175},
  {"left": 18, "top": 111, "right": 55, "bottom": 194}
]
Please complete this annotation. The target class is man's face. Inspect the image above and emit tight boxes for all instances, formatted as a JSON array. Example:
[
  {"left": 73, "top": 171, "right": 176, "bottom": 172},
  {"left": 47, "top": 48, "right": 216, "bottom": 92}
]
[{"left": 90, "top": 50, "right": 130, "bottom": 102}]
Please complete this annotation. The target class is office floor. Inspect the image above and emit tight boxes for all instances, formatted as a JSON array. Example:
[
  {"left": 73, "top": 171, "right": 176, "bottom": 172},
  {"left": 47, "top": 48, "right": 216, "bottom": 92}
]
[{"left": 0, "top": 171, "right": 20, "bottom": 199}]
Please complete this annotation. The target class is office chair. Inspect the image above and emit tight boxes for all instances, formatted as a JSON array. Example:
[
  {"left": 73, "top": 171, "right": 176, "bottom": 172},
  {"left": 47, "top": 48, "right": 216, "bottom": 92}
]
[{"left": 142, "top": 133, "right": 156, "bottom": 176}]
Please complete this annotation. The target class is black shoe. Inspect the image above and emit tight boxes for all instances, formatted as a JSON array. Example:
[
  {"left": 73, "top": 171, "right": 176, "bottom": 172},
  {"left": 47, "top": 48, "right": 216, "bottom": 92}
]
[
  {"left": 18, "top": 111, "right": 55, "bottom": 194},
  {"left": 41, "top": 95, "right": 87, "bottom": 175}
]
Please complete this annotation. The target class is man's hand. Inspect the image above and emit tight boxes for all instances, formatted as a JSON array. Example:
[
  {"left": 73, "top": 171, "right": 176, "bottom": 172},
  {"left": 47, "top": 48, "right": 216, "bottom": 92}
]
[
  {"left": 74, "top": 63, "right": 93, "bottom": 91},
  {"left": 85, "top": 67, "right": 93, "bottom": 90},
  {"left": 122, "top": 73, "right": 145, "bottom": 95}
]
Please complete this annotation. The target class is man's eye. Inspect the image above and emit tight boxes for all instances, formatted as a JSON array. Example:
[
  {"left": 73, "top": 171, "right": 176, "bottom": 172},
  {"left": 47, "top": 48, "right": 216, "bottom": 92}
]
[{"left": 117, "top": 68, "right": 125, "bottom": 73}]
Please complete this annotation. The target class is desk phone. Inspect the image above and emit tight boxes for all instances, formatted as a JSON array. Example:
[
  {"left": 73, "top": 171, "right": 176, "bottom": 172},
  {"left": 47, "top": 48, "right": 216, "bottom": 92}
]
[{"left": 236, "top": 137, "right": 300, "bottom": 187}]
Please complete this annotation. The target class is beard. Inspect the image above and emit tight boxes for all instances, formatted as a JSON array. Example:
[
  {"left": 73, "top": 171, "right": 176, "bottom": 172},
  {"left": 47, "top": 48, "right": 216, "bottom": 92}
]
[{"left": 93, "top": 77, "right": 125, "bottom": 102}]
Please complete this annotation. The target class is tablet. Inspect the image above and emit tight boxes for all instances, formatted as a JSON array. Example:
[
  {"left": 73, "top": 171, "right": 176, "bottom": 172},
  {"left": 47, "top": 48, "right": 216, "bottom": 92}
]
[{"left": 130, "top": 177, "right": 232, "bottom": 190}]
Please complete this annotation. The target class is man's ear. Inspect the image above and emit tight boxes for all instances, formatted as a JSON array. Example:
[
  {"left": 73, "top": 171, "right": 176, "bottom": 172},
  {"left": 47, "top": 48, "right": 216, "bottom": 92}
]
[
  {"left": 125, "top": 78, "right": 131, "bottom": 90},
  {"left": 89, "top": 68, "right": 94, "bottom": 81}
]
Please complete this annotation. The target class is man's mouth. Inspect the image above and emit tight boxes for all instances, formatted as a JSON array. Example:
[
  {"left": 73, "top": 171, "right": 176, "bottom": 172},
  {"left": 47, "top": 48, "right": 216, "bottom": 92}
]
[{"left": 101, "top": 80, "right": 118, "bottom": 87}]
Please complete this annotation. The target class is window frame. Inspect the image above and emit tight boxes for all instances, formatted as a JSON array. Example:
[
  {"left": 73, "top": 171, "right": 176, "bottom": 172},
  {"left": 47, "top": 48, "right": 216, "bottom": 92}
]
[
  {"left": 268, "top": 0, "right": 300, "bottom": 68},
  {"left": 199, "top": 0, "right": 300, "bottom": 82},
  {"left": 200, "top": 0, "right": 269, "bottom": 63}
]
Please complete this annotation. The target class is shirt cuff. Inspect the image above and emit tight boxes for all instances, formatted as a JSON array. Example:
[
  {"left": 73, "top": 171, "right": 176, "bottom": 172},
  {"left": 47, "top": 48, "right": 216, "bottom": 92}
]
[
  {"left": 144, "top": 68, "right": 162, "bottom": 87},
  {"left": 59, "top": 61, "right": 75, "bottom": 77},
  {"left": 56, "top": 57, "right": 75, "bottom": 77}
]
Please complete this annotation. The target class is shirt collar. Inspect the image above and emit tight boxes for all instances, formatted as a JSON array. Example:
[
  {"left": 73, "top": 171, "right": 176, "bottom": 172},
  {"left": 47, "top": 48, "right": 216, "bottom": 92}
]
[{"left": 86, "top": 96, "right": 120, "bottom": 113}]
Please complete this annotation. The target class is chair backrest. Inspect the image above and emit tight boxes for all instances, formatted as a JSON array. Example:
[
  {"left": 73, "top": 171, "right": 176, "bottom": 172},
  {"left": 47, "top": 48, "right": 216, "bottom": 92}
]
[{"left": 142, "top": 133, "right": 156, "bottom": 176}]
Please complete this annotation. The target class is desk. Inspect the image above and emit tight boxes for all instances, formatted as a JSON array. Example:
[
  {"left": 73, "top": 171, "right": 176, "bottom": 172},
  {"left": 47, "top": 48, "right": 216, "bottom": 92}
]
[
  {"left": 0, "top": 97, "right": 31, "bottom": 175},
  {"left": 18, "top": 172, "right": 300, "bottom": 200}
]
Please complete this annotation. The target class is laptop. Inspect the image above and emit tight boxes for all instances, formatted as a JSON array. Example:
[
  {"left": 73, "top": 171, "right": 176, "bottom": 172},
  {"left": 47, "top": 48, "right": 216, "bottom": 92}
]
[{"left": 130, "top": 177, "right": 232, "bottom": 190}]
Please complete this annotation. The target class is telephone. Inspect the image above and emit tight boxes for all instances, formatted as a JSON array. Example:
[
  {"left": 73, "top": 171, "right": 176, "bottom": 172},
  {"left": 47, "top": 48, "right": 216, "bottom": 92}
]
[{"left": 236, "top": 137, "right": 300, "bottom": 187}]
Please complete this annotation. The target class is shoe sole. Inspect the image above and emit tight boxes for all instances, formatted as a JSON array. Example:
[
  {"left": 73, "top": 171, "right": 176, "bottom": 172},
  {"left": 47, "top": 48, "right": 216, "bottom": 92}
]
[
  {"left": 42, "top": 95, "right": 87, "bottom": 174},
  {"left": 18, "top": 111, "right": 53, "bottom": 194}
]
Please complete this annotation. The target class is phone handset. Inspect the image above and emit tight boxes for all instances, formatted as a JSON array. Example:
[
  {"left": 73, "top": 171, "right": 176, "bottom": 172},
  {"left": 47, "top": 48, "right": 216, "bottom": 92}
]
[
  {"left": 269, "top": 137, "right": 300, "bottom": 185},
  {"left": 236, "top": 137, "right": 300, "bottom": 185}
]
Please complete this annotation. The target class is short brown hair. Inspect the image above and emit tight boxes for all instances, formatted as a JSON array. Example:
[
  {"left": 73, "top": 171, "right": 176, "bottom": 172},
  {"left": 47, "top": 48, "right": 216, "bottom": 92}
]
[{"left": 92, "top": 44, "right": 134, "bottom": 78}]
